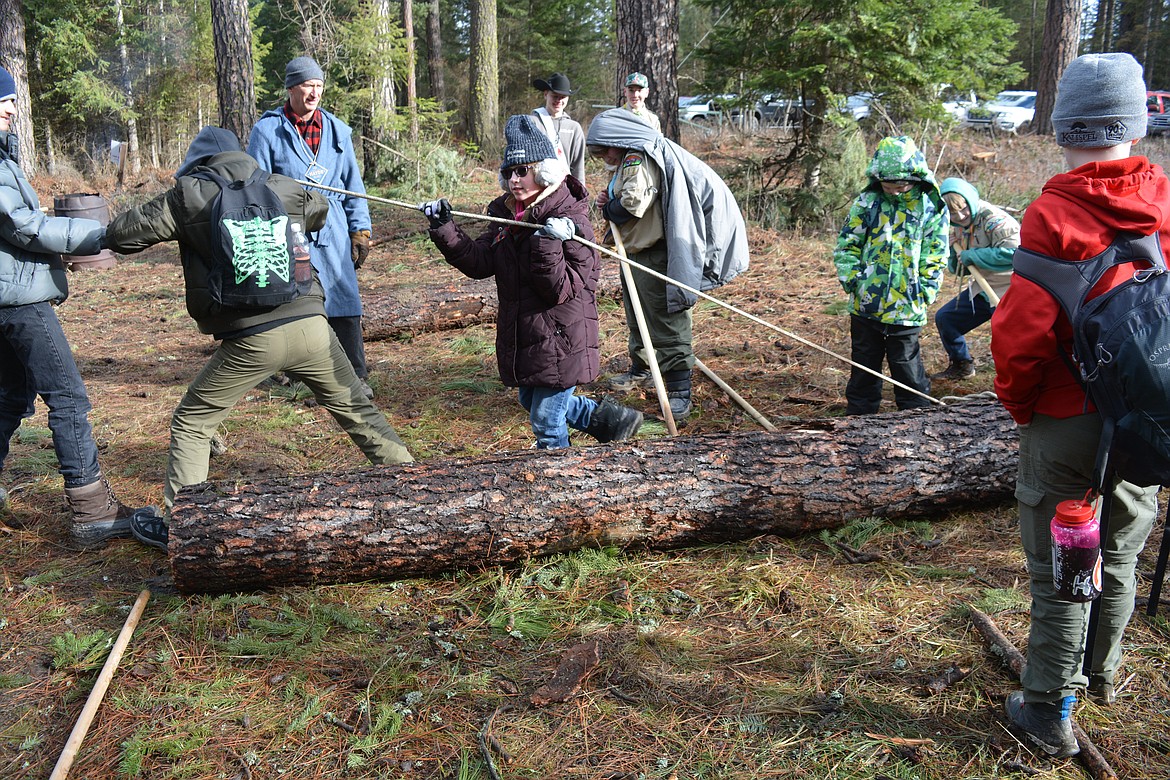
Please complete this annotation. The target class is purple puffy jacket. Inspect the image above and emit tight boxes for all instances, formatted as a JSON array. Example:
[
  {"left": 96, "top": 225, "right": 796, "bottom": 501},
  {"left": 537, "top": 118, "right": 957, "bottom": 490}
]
[{"left": 429, "top": 176, "right": 600, "bottom": 388}]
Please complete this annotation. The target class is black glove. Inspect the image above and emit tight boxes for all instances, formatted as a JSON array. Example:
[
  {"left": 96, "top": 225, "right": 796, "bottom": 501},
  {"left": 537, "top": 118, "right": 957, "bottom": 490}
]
[{"left": 422, "top": 199, "right": 452, "bottom": 229}]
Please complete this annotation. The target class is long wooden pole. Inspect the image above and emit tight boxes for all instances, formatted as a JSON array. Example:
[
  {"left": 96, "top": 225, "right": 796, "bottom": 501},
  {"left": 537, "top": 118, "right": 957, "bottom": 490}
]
[
  {"left": 298, "top": 180, "right": 942, "bottom": 407},
  {"left": 610, "top": 224, "right": 677, "bottom": 435},
  {"left": 49, "top": 589, "right": 151, "bottom": 780},
  {"left": 966, "top": 265, "right": 1001, "bottom": 306}
]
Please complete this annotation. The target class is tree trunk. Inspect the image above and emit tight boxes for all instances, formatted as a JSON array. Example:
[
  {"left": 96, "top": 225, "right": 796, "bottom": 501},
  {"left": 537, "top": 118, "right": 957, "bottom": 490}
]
[
  {"left": 169, "top": 399, "right": 1018, "bottom": 594},
  {"left": 362, "top": 263, "right": 623, "bottom": 341},
  {"left": 468, "top": 0, "right": 499, "bottom": 153},
  {"left": 616, "top": 0, "right": 679, "bottom": 141},
  {"left": 402, "top": 0, "right": 418, "bottom": 143},
  {"left": 425, "top": 0, "right": 444, "bottom": 104},
  {"left": 210, "top": 0, "right": 257, "bottom": 143},
  {"left": 0, "top": 0, "right": 38, "bottom": 174},
  {"left": 113, "top": 0, "right": 141, "bottom": 176},
  {"left": 1032, "top": 0, "right": 1083, "bottom": 137}
]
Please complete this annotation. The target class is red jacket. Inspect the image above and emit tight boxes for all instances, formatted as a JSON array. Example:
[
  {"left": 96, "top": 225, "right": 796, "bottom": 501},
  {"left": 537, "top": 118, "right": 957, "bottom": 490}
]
[{"left": 991, "top": 156, "right": 1170, "bottom": 424}]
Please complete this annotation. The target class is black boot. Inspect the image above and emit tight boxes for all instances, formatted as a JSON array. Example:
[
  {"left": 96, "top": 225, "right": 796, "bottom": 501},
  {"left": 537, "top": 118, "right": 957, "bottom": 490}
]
[
  {"left": 584, "top": 397, "right": 644, "bottom": 443},
  {"left": 664, "top": 370, "right": 693, "bottom": 420}
]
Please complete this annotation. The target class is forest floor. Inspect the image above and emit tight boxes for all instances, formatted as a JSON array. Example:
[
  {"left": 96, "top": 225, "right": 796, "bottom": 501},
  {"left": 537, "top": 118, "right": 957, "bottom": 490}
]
[{"left": 2, "top": 129, "right": 1170, "bottom": 779}]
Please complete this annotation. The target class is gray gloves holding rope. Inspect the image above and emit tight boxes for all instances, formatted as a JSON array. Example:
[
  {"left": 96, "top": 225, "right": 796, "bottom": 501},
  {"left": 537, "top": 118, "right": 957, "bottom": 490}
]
[{"left": 420, "top": 199, "right": 576, "bottom": 240}]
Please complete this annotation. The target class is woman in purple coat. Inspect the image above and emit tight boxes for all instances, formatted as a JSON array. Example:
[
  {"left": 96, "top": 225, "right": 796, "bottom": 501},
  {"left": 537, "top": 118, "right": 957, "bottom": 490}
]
[{"left": 423, "top": 115, "right": 643, "bottom": 449}]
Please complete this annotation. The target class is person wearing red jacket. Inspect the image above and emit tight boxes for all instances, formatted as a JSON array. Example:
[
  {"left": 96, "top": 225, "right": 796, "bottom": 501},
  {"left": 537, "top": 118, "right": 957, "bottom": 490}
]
[{"left": 990, "top": 53, "right": 1162, "bottom": 758}]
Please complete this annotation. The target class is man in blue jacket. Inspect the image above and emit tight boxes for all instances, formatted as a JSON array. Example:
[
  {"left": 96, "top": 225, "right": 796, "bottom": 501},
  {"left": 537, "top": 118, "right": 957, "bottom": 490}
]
[
  {"left": 247, "top": 56, "right": 375, "bottom": 397},
  {"left": 0, "top": 66, "right": 152, "bottom": 546}
]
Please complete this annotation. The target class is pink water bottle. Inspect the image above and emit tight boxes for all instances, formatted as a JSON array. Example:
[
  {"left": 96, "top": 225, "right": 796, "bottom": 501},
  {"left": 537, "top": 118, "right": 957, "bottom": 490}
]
[
  {"left": 291, "top": 222, "right": 312, "bottom": 284},
  {"left": 1051, "top": 498, "right": 1101, "bottom": 602}
]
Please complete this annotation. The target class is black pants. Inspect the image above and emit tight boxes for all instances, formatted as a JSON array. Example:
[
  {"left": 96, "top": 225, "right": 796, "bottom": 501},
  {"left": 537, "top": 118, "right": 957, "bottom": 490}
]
[
  {"left": 845, "top": 314, "right": 932, "bottom": 415},
  {"left": 328, "top": 316, "right": 367, "bottom": 379}
]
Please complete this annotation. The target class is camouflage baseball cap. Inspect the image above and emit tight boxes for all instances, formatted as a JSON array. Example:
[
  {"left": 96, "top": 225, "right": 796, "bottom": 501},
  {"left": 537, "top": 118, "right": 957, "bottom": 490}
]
[{"left": 625, "top": 72, "right": 649, "bottom": 88}]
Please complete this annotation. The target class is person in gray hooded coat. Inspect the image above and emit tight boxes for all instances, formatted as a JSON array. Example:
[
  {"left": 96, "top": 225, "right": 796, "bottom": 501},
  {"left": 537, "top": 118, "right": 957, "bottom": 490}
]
[
  {"left": 585, "top": 108, "right": 749, "bottom": 419},
  {"left": 0, "top": 65, "right": 153, "bottom": 547}
]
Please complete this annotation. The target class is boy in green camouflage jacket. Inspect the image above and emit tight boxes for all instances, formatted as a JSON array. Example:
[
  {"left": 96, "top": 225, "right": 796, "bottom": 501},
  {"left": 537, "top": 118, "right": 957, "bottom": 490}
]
[{"left": 833, "top": 135, "right": 948, "bottom": 414}]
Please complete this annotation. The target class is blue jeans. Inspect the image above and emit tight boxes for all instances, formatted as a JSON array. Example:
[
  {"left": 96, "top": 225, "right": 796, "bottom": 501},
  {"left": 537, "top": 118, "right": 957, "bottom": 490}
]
[
  {"left": 517, "top": 387, "right": 598, "bottom": 449},
  {"left": 934, "top": 288, "right": 993, "bottom": 362},
  {"left": 0, "top": 302, "right": 102, "bottom": 487}
]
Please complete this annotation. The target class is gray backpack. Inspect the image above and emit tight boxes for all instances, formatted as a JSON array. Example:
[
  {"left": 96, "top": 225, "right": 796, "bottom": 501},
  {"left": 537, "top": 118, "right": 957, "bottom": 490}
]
[{"left": 1012, "top": 231, "right": 1170, "bottom": 489}]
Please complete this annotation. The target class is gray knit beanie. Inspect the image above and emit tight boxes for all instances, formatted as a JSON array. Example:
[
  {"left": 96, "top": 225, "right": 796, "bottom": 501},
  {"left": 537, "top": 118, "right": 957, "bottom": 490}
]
[
  {"left": 284, "top": 56, "right": 325, "bottom": 88},
  {"left": 500, "top": 114, "right": 557, "bottom": 170},
  {"left": 1052, "top": 52, "right": 1147, "bottom": 148}
]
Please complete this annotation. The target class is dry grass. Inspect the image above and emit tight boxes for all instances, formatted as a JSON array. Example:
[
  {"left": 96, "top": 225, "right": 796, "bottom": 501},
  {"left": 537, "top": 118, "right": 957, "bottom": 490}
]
[{"left": 2, "top": 131, "right": 1170, "bottom": 779}]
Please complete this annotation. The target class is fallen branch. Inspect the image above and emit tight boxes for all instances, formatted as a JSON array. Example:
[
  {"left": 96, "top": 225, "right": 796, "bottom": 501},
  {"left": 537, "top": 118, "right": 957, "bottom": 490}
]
[
  {"left": 968, "top": 607, "right": 1119, "bottom": 780},
  {"left": 922, "top": 663, "right": 971, "bottom": 697},
  {"left": 478, "top": 705, "right": 514, "bottom": 780}
]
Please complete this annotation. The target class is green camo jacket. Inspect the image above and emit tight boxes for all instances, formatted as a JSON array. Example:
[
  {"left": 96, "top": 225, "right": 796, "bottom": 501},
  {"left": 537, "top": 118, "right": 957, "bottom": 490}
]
[{"left": 833, "top": 136, "right": 948, "bottom": 327}]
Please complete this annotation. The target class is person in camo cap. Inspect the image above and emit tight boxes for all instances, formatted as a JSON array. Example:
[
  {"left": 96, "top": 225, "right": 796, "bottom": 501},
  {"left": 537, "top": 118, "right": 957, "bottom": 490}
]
[{"left": 621, "top": 72, "right": 661, "bottom": 132}]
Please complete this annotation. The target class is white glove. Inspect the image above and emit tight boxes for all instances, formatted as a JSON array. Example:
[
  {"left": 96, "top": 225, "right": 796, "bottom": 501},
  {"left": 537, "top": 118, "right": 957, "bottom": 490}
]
[{"left": 537, "top": 216, "right": 576, "bottom": 241}]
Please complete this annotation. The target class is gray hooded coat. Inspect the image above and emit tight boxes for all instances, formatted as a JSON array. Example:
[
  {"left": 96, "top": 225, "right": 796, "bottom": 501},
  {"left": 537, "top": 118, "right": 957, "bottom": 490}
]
[{"left": 586, "top": 109, "right": 749, "bottom": 313}]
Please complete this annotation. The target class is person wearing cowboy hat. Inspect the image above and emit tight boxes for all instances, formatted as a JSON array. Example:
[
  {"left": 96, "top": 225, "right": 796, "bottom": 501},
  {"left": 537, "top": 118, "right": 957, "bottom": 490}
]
[{"left": 532, "top": 73, "right": 586, "bottom": 183}]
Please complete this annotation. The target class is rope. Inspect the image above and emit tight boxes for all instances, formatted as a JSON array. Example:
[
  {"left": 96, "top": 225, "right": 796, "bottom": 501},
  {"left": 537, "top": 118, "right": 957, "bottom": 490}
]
[{"left": 296, "top": 180, "right": 945, "bottom": 406}]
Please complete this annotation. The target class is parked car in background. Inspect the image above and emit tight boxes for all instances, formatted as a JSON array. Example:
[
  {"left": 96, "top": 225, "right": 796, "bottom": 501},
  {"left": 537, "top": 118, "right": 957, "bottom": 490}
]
[
  {"left": 843, "top": 92, "right": 877, "bottom": 121},
  {"left": 752, "top": 94, "right": 809, "bottom": 129},
  {"left": 964, "top": 90, "right": 1037, "bottom": 133},
  {"left": 939, "top": 85, "right": 977, "bottom": 122},
  {"left": 1148, "top": 90, "right": 1170, "bottom": 134},
  {"left": 679, "top": 95, "right": 726, "bottom": 124}
]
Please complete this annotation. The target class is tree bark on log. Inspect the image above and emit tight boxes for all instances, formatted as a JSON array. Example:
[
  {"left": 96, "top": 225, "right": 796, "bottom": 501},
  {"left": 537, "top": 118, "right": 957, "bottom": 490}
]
[
  {"left": 362, "top": 265, "right": 623, "bottom": 340},
  {"left": 169, "top": 399, "right": 1018, "bottom": 594}
]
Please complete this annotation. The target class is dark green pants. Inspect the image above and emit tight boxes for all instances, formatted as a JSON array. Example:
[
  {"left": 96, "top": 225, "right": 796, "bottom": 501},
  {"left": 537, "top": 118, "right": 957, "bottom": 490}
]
[
  {"left": 1016, "top": 413, "right": 1158, "bottom": 702},
  {"left": 622, "top": 244, "right": 694, "bottom": 375},
  {"left": 166, "top": 316, "right": 412, "bottom": 508}
]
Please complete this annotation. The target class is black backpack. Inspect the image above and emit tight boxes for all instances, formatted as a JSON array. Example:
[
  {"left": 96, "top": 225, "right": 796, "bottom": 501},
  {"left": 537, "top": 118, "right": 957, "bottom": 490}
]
[
  {"left": 192, "top": 168, "right": 310, "bottom": 309},
  {"left": 1012, "top": 231, "right": 1170, "bottom": 488}
]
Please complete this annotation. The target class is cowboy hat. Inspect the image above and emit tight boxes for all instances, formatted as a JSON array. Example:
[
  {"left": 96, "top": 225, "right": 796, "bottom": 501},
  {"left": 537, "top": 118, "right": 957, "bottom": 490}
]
[{"left": 533, "top": 73, "right": 575, "bottom": 95}]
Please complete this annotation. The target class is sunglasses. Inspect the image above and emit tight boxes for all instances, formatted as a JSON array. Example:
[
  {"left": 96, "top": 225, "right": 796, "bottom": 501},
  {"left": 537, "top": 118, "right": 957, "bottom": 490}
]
[{"left": 503, "top": 165, "right": 533, "bottom": 179}]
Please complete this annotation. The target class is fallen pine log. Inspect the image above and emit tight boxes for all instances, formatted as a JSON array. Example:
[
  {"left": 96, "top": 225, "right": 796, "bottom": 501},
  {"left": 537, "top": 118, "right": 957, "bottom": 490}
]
[
  {"left": 169, "top": 398, "right": 1017, "bottom": 594},
  {"left": 362, "top": 264, "right": 623, "bottom": 340}
]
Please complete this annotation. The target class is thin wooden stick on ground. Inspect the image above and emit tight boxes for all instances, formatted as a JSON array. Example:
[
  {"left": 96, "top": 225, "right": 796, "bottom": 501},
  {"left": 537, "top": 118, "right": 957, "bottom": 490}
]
[
  {"left": 968, "top": 606, "right": 1119, "bottom": 780},
  {"left": 49, "top": 589, "right": 151, "bottom": 780}
]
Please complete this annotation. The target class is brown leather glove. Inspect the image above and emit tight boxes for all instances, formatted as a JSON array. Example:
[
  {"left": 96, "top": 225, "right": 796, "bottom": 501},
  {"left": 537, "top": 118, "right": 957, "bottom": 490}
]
[{"left": 350, "top": 229, "right": 371, "bottom": 269}]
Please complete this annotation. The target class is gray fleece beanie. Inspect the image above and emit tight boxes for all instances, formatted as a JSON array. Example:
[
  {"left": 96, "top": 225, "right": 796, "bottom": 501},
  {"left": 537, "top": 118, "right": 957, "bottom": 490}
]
[
  {"left": 284, "top": 56, "right": 325, "bottom": 88},
  {"left": 500, "top": 114, "right": 557, "bottom": 170},
  {"left": 1052, "top": 52, "right": 1147, "bottom": 148}
]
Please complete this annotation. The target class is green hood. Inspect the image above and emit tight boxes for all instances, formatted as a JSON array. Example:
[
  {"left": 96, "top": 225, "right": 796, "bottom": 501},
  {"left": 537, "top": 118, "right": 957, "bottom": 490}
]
[
  {"left": 939, "top": 177, "right": 980, "bottom": 215},
  {"left": 865, "top": 136, "right": 939, "bottom": 190}
]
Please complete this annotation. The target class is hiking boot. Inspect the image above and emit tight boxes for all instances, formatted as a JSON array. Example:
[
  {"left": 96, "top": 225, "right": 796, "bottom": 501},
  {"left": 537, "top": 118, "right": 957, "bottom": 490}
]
[
  {"left": 608, "top": 366, "right": 653, "bottom": 392},
  {"left": 931, "top": 359, "right": 975, "bottom": 380},
  {"left": 1004, "top": 692, "right": 1079, "bottom": 758},
  {"left": 130, "top": 508, "right": 170, "bottom": 552},
  {"left": 583, "top": 396, "right": 644, "bottom": 443},
  {"left": 66, "top": 476, "right": 155, "bottom": 548},
  {"left": 1087, "top": 676, "right": 1117, "bottom": 706},
  {"left": 664, "top": 370, "right": 693, "bottom": 421}
]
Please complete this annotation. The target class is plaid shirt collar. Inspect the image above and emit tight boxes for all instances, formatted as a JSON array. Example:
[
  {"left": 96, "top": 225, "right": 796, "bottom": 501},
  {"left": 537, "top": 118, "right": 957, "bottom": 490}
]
[{"left": 283, "top": 102, "right": 322, "bottom": 154}]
